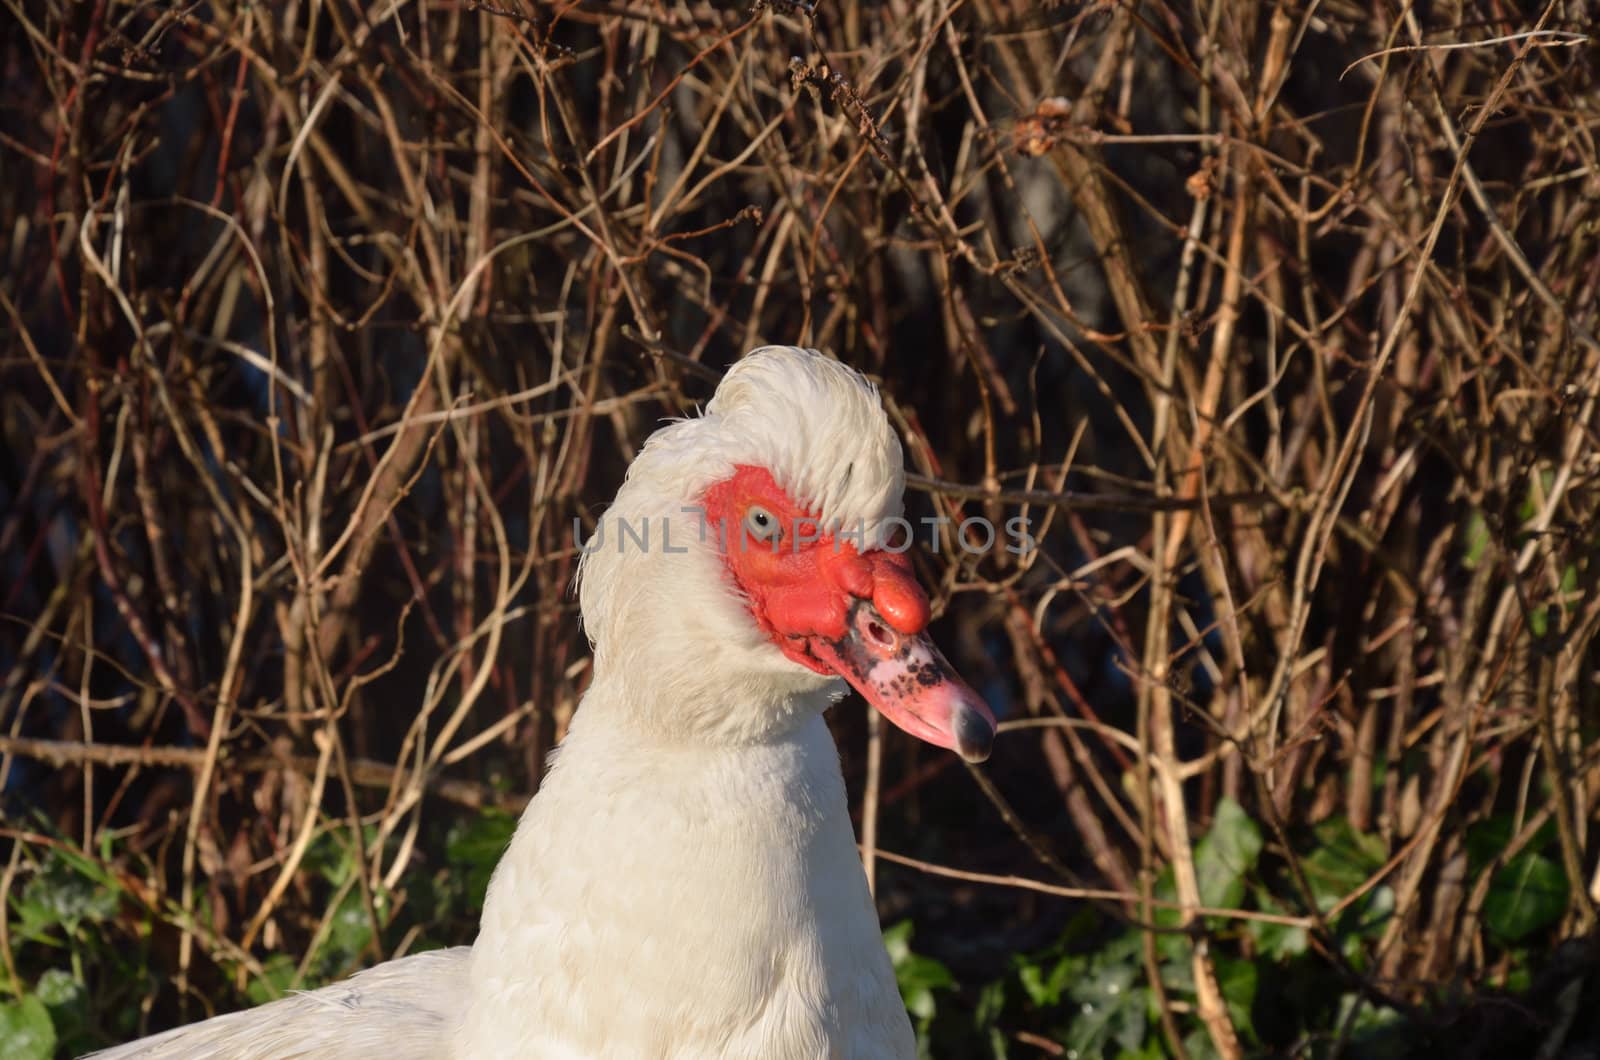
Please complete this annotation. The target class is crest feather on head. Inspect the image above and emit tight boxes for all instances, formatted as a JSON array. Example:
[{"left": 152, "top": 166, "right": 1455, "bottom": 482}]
[
  {"left": 703, "top": 346, "right": 906, "bottom": 543},
  {"left": 576, "top": 346, "right": 908, "bottom": 655}
]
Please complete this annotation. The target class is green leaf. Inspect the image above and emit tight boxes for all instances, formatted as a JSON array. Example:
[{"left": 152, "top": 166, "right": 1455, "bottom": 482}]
[
  {"left": 1181, "top": 1027, "right": 1219, "bottom": 1059},
  {"left": 1466, "top": 815, "right": 1514, "bottom": 869},
  {"left": 1246, "top": 898, "right": 1308, "bottom": 959},
  {"left": 447, "top": 810, "right": 519, "bottom": 912},
  {"left": 1063, "top": 958, "right": 1146, "bottom": 1058},
  {"left": 974, "top": 978, "right": 1008, "bottom": 1029},
  {"left": 1334, "top": 993, "right": 1411, "bottom": 1056},
  {"left": 883, "top": 921, "right": 955, "bottom": 1023},
  {"left": 1195, "top": 798, "right": 1263, "bottom": 909},
  {"left": 246, "top": 953, "right": 299, "bottom": 1006},
  {"left": 1462, "top": 510, "right": 1489, "bottom": 569},
  {"left": 1503, "top": 959, "right": 1533, "bottom": 994},
  {"left": 1302, "top": 817, "right": 1386, "bottom": 912},
  {"left": 303, "top": 832, "right": 358, "bottom": 888},
  {"left": 881, "top": 919, "right": 914, "bottom": 968},
  {"left": 325, "top": 888, "right": 376, "bottom": 967},
  {"left": 1212, "top": 956, "right": 1258, "bottom": 1041},
  {"left": 1016, "top": 953, "right": 1077, "bottom": 1008},
  {"left": 898, "top": 951, "right": 956, "bottom": 994},
  {"left": 31, "top": 969, "right": 79, "bottom": 1009},
  {"left": 1530, "top": 606, "right": 1549, "bottom": 637},
  {"left": 13, "top": 854, "right": 120, "bottom": 942},
  {"left": 33, "top": 969, "right": 89, "bottom": 1054},
  {"left": 1147, "top": 867, "right": 1191, "bottom": 965},
  {"left": 0, "top": 995, "right": 56, "bottom": 1060},
  {"left": 1484, "top": 852, "right": 1567, "bottom": 942}
]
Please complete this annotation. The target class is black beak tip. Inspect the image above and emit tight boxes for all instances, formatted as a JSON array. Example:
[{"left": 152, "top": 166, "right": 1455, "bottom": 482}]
[{"left": 954, "top": 704, "right": 995, "bottom": 763}]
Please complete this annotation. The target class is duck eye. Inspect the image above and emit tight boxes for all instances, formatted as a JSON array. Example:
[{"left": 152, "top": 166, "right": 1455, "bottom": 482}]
[{"left": 744, "top": 505, "right": 781, "bottom": 542}]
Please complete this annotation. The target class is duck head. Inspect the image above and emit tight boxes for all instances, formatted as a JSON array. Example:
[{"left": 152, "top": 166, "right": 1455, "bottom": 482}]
[{"left": 576, "top": 346, "right": 995, "bottom": 762}]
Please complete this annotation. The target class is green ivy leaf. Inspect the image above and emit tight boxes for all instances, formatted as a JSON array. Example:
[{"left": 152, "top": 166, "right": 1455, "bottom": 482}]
[
  {"left": 14, "top": 855, "right": 119, "bottom": 942},
  {"left": 883, "top": 921, "right": 955, "bottom": 1022},
  {"left": 246, "top": 953, "right": 299, "bottom": 1006},
  {"left": 1195, "top": 798, "right": 1263, "bottom": 909},
  {"left": 1016, "top": 953, "right": 1077, "bottom": 1008},
  {"left": 447, "top": 810, "right": 519, "bottom": 913},
  {"left": 1340, "top": 884, "right": 1394, "bottom": 962},
  {"left": 1246, "top": 898, "right": 1308, "bottom": 959},
  {"left": 1302, "top": 817, "right": 1386, "bottom": 912},
  {"left": 1334, "top": 993, "right": 1411, "bottom": 1056},
  {"left": 1181, "top": 1027, "right": 1220, "bottom": 1060},
  {"left": 1212, "top": 956, "right": 1258, "bottom": 1042},
  {"left": 34, "top": 969, "right": 90, "bottom": 1055},
  {"left": 1484, "top": 852, "right": 1567, "bottom": 942},
  {"left": 325, "top": 888, "right": 376, "bottom": 967},
  {"left": 0, "top": 996, "right": 56, "bottom": 1060},
  {"left": 882, "top": 919, "right": 914, "bottom": 963},
  {"left": 1063, "top": 958, "right": 1145, "bottom": 1058}
]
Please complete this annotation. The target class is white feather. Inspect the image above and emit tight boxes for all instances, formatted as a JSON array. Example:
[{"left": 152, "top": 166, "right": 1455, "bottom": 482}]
[
  {"left": 92, "top": 347, "right": 916, "bottom": 1058},
  {"left": 87, "top": 948, "right": 469, "bottom": 1058}
]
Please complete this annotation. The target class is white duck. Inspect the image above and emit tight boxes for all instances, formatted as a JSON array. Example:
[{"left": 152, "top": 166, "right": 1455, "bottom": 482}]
[{"left": 96, "top": 345, "right": 996, "bottom": 1059}]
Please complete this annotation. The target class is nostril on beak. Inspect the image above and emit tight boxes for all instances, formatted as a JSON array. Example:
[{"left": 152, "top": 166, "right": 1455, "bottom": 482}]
[
  {"left": 850, "top": 600, "right": 911, "bottom": 661},
  {"left": 854, "top": 602, "right": 901, "bottom": 656},
  {"left": 864, "top": 618, "right": 893, "bottom": 649}
]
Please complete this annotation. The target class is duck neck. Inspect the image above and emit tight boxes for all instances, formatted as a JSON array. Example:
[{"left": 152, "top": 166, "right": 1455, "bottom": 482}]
[
  {"left": 461, "top": 674, "right": 886, "bottom": 1055},
  {"left": 491, "top": 674, "right": 859, "bottom": 902},
  {"left": 569, "top": 651, "right": 845, "bottom": 751}
]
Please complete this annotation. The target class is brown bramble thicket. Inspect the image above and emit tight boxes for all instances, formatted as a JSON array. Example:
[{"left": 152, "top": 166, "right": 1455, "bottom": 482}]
[{"left": 1, "top": 1, "right": 1598, "bottom": 1056}]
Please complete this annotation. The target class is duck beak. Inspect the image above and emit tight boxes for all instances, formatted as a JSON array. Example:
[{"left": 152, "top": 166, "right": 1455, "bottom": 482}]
[
  {"left": 705, "top": 469, "right": 998, "bottom": 761},
  {"left": 805, "top": 598, "right": 996, "bottom": 764}
]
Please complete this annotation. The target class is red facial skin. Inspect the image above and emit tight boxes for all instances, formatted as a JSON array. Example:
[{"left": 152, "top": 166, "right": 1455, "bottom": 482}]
[
  {"left": 700, "top": 465, "right": 996, "bottom": 762},
  {"left": 701, "top": 467, "right": 927, "bottom": 668}
]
